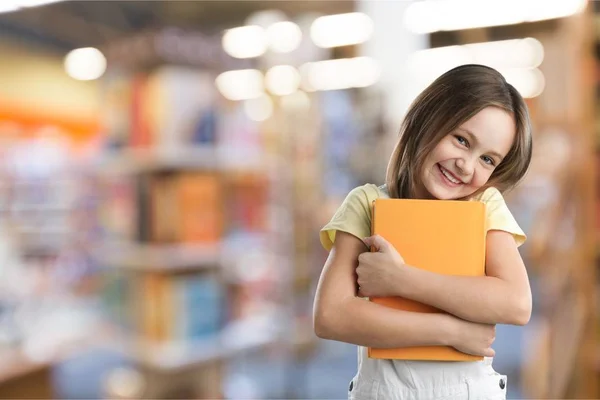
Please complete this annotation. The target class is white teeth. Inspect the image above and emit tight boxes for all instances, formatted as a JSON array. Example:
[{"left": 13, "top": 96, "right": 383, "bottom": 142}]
[{"left": 441, "top": 167, "right": 461, "bottom": 184}]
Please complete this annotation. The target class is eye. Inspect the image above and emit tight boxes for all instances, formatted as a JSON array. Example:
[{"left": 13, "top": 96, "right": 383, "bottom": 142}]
[
  {"left": 481, "top": 155, "right": 495, "bottom": 166},
  {"left": 455, "top": 135, "right": 469, "bottom": 147}
]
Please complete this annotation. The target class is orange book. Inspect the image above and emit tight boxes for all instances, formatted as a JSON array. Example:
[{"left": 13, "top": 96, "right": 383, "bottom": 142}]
[
  {"left": 368, "top": 198, "right": 486, "bottom": 361},
  {"left": 177, "top": 173, "right": 223, "bottom": 243}
]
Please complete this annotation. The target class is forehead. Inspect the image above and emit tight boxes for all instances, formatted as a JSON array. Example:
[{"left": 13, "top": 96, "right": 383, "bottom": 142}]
[{"left": 459, "top": 107, "right": 515, "bottom": 156}]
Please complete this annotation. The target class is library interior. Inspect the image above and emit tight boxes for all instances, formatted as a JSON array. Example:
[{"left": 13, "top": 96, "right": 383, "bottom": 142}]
[{"left": 0, "top": 1, "right": 597, "bottom": 399}]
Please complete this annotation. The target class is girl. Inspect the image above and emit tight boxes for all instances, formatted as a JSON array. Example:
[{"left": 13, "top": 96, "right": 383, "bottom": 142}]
[{"left": 313, "top": 64, "right": 533, "bottom": 400}]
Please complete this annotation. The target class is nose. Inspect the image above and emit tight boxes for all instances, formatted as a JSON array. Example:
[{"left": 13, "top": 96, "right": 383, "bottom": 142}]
[{"left": 455, "top": 157, "right": 475, "bottom": 177}]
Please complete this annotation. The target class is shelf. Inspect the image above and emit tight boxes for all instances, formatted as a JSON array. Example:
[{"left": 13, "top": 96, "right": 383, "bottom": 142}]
[
  {"left": 105, "top": 312, "right": 282, "bottom": 371},
  {"left": 96, "top": 147, "right": 218, "bottom": 174},
  {"left": 17, "top": 226, "right": 70, "bottom": 234},
  {"left": 94, "top": 146, "right": 279, "bottom": 175},
  {"left": 21, "top": 241, "right": 66, "bottom": 257},
  {"left": 97, "top": 242, "right": 223, "bottom": 272},
  {"left": 0, "top": 348, "right": 51, "bottom": 385},
  {"left": 1, "top": 204, "right": 72, "bottom": 212},
  {"left": 0, "top": 321, "right": 110, "bottom": 385}
]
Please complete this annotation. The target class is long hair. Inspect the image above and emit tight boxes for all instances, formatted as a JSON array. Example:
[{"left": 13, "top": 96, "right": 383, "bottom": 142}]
[{"left": 385, "top": 64, "right": 532, "bottom": 199}]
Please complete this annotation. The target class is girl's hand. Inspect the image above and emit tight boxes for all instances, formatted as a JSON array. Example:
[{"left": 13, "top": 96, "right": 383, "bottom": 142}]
[
  {"left": 448, "top": 316, "right": 496, "bottom": 357},
  {"left": 356, "top": 235, "right": 405, "bottom": 297}
]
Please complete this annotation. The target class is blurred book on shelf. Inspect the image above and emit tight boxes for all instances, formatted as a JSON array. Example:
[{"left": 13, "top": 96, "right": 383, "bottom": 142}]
[{"left": 103, "top": 66, "right": 218, "bottom": 151}]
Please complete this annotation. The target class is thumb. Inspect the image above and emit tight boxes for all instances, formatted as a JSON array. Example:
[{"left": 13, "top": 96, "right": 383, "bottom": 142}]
[{"left": 363, "top": 235, "right": 390, "bottom": 252}]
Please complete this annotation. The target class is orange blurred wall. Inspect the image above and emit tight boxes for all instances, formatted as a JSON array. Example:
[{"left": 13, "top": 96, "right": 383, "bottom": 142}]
[{"left": 0, "top": 40, "right": 101, "bottom": 149}]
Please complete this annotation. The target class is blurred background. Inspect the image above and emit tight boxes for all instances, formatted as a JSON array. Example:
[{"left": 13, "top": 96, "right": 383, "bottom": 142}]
[{"left": 0, "top": 0, "right": 597, "bottom": 399}]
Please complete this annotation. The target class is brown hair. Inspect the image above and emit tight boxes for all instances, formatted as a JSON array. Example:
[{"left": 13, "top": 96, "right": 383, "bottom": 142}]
[{"left": 385, "top": 64, "right": 532, "bottom": 199}]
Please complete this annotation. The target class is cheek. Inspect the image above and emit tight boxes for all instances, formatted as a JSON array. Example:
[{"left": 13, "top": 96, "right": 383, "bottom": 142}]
[
  {"left": 432, "top": 142, "right": 453, "bottom": 160},
  {"left": 471, "top": 168, "right": 494, "bottom": 187}
]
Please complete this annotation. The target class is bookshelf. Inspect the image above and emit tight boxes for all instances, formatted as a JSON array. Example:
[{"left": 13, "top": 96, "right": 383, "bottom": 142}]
[
  {"left": 93, "top": 148, "right": 289, "bottom": 397},
  {"left": 91, "top": 49, "right": 294, "bottom": 396},
  {"left": 99, "top": 243, "right": 222, "bottom": 272},
  {"left": 0, "top": 135, "right": 106, "bottom": 397},
  {"left": 104, "top": 311, "right": 281, "bottom": 372},
  {"left": 93, "top": 26, "right": 386, "bottom": 399},
  {"left": 515, "top": 8, "right": 597, "bottom": 399}
]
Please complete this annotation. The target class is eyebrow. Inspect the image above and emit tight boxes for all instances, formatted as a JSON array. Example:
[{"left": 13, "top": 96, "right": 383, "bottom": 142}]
[{"left": 456, "top": 127, "right": 505, "bottom": 162}]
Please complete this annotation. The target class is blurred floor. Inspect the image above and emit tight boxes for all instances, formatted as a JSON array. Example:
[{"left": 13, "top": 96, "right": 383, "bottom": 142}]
[
  {"left": 51, "top": 349, "right": 132, "bottom": 399},
  {"left": 225, "top": 339, "right": 357, "bottom": 399},
  {"left": 226, "top": 325, "right": 525, "bottom": 399},
  {"left": 50, "top": 326, "right": 525, "bottom": 399}
]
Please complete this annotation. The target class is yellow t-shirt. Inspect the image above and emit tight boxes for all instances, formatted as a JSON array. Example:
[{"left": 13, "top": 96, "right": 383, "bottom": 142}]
[{"left": 320, "top": 183, "right": 526, "bottom": 251}]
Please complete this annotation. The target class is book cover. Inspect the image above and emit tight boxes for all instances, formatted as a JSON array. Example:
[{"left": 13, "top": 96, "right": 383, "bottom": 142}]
[{"left": 368, "top": 198, "right": 486, "bottom": 361}]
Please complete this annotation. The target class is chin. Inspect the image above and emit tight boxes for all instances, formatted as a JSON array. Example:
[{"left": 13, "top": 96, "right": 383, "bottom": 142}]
[
  {"left": 428, "top": 188, "right": 459, "bottom": 200},
  {"left": 424, "top": 182, "right": 473, "bottom": 200}
]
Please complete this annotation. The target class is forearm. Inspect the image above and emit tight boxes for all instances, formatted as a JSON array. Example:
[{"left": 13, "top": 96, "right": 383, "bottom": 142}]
[
  {"left": 314, "top": 296, "right": 456, "bottom": 348},
  {"left": 399, "top": 265, "right": 531, "bottom": 325}
]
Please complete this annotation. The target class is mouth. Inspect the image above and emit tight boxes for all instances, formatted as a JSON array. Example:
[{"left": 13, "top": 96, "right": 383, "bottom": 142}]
[{"left": 437, "top": 164, "right": 463, "bottom": 186}]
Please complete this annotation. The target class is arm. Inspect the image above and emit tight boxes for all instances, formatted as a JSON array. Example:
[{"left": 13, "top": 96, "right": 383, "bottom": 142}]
[
  {"left": 313, "top": 231, "right": 496, "bottom": 355},
  {"left": 362, "top": 231, "right": 531, "bottom": 326}
]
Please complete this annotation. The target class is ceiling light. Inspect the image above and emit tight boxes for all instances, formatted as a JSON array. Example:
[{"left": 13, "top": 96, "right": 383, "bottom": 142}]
[
  {"left": 407, "top": 38, "right": 544, "bottom": 71},
  {"left": 303, "top": 57, "right": 380, "bottom": 91},
  {"left": 18, "top": 0, "right": 64, "bottom": 6},
  {"left": 265, "top": 65, "right": 301, "bottom": 96},
  {"left": 64, "top": 47, "right": 107, "bottom": 81},
  {"left": 501, "top": 68, "right": 545, "bottom": 98},
  {"left": 310, "top": 12, "right": 374, "bottom": 48},
  {"left": 245, "top": 9, "right": 287, "bottom": 29},
  {"left": 404, "top": 0, "right": 587, "bottom": 34},
  {"left": 267, "top": 21, "right": 302, "bottom": 53},
  {"left": 215, "top": 69, "right": 264, "bottom": 101},
  {"left": 0, "top": 4, "right": 19, "bottom": 13},
  {"left": 222, "top": 26, "right": 267, "bottom": 59}
]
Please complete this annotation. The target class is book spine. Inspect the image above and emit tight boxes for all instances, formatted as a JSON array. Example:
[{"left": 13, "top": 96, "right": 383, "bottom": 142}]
[
  {"left": 368, "top": 200, "right": 375, "bottom": 358},
  {"left": 370, "top": 200, "right": 377, "bottom": 252}
]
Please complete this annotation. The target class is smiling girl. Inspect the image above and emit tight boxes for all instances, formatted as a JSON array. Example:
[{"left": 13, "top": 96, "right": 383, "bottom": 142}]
[{"left": 313, "top": 64, "right": 533, "bottom": 400}]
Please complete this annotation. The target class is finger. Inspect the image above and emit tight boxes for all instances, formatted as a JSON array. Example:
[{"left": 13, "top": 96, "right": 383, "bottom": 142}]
[
  {"left": 358, "top": 285, "right": 370, "bottom": 298},
  {"left": 357, "top": 252, "right": 366, "bottom": 264},
  {"left": 362, "top": 236, "right": 375, "bottom": 251},
  {"left": 356, "top": 262, "right": 368, "bottom": 272},
  {"left": 363, "top": 235, "right": 390, "bottom": 252},
  {"left": 358, "top": 251, "right": 376, "bottom": 264},
  {"left": 356, "top": 279, "right": 363, "bottom": 296}
]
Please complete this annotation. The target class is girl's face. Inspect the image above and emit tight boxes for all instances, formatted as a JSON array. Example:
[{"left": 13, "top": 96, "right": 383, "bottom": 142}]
[{"left": 417, "top": 107, "right": 516, "bottom": 200}]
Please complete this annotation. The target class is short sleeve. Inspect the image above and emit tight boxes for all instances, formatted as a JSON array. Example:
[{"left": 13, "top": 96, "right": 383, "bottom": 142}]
[
  {"left": 320, "top": 184, "right": 379, "bottom": 251},
  {"left": 474, "top": 187, "right": 526, "bottom": 247}
]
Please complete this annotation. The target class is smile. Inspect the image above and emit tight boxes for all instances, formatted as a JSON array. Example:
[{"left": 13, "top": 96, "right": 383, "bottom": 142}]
[{"left": 437, "top": 164, "right": 463, "bottom": 186}]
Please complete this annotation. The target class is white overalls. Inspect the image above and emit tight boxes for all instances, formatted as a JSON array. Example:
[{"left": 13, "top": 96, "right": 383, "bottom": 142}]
[{"left": 348, "top": 347, "right": 507, "bottom": 400}]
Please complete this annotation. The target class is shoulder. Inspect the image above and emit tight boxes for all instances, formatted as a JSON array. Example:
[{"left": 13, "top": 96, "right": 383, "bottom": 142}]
[
  {"left": 332, "top": 183, "right": 381, "bottom": 219},
  {"left": 329, "top": 184, "right": 382, "bottom": 214},
  {"left": 346, "top": 183, "right": 381, "bottom": 203},
  {"left": 471, "top": 187, "right": 526, "bottom": 246},
  {"left": 470, "top": 187, "right": 507, "bottom": 212},
  {"left": 320, "top": 184, "right": 381, "bottom": 251},
  {"left": 470, "top": 186, "right": 503, "bottom": 204}
]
